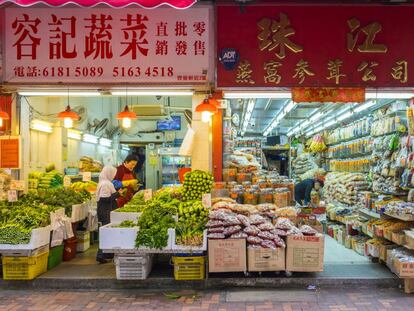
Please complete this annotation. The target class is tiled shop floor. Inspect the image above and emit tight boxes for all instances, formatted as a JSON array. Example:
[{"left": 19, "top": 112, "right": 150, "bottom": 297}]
[{"left": 0, "top": 288, "right": 413, "bottom": 311}]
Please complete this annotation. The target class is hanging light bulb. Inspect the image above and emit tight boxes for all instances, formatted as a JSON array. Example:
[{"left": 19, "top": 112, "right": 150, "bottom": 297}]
[
  {"left": 117, "top": 106, "right": 137, "bottom": 129},
  {"left": 195, "top": 98, "right": 218, "bottom": 123},
  {"left": 58, "top": 105, "right": 79, "bottom": 129},
  {"left": 0, "top": 111, "right": 10, "bottom": 127}
]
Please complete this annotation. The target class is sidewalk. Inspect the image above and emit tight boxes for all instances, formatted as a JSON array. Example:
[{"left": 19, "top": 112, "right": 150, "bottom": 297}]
[{"left": 1, "top": 287, "right": 413, "bottom": 311}]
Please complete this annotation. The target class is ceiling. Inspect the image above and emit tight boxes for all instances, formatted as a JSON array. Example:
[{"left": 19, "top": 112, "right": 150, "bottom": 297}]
[{"left": 229, "top": 98, "right": 398, "bottom": 137}]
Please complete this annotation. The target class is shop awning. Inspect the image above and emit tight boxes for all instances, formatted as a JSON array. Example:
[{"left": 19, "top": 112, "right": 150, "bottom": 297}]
[{"left": 0, "top": 0, "right": 196, "bottom": 8}]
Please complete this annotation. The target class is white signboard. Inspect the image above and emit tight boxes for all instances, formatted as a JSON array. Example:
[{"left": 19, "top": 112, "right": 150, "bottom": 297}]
[{"left": 3, "top": 8, "right": 212, "bottom": 84}]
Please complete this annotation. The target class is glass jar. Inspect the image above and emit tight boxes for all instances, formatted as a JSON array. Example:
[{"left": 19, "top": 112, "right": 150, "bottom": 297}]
[
  {"left": 223, "top": 168, "right": 237, "bottom": 182},
  {"left": 259, "top": 188, "right": 274, "bottom": 204},
  {"left": 273, "top": 188, "right": 290, "bottom": 208},
  {"left": 230, "top": 187, "right": 244, "bottom": 204},
  {"left": 214, "top": 182, "right": 226, "bottom": 189},
  {"left": 243, "top": 189, "right": 258, "bottom": 205},
  {"left": 242, "top": 181, "right": 252, "bottom": 189},
  {"left": 256, "top": 179, "right": 268, "bottom": 189},
  {"left": 237, "top": 172, "right": 252, "bottom": 183}
]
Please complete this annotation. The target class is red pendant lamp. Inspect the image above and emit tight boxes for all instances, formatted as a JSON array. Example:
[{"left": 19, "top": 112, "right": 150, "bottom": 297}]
[
  {"left": 117, "top": 105, "right": 137, "bottom": 129},
  {"left": 195, "top": 98, "right": 218, "bottom": 123},
  {"left": 58, "top": 105, "right": 79, "bottom": 129},
  {"left": 0, "top": 110, "right": 9, "bottom": 127}
]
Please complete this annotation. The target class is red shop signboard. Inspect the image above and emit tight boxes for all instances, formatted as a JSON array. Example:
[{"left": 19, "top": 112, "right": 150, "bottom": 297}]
[
  {"left": 217, "top": 5, "right": 414, "bottom": 88},
  {"left": 1, "top": 7, "right": 212, "bottom": 84}
]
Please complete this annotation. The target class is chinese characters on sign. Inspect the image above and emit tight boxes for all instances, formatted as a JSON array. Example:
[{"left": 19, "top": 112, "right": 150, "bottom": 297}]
[
  {"left": 5, "top": 8, "right": 211, "bottom": 83},
  {"left": 217, "top": 6, "right": 414, "bottom": 87},
  {"left": 292, "top": 87, "right": 365, "bottom": 103}
]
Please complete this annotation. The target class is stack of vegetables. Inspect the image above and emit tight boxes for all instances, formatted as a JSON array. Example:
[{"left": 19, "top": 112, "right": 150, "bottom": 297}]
[
  {"left": 181, "top": 170, "right": 214, "bottom": 201},
  {"left": 70, "top": 181, "right": 98, "bottom": 193},
  {"left": 37, "top": 187, "right": 91, "bottom": 217},
  {"left": 135, "top": 191, "right": 180, "bottom": 249},
  {"left": 28, "top": 171, "right": 44, "bottom": 190},
  {"left": 115, "top": 191, "right": 146, "bottom": 213},
  {"left": 176, "top": 200, "right": 209, "bottom": 246},
  {"left": 37, "top": 170, "right": 63, "bottom": 190},
  {"left": 0, "top": 196, "right": 60, "bottom": 244},
  {"left": 79, "top": 156, "right": 103, "bottom": 172}
]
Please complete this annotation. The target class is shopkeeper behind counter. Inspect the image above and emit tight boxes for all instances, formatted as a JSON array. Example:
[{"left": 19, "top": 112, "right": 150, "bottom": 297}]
[
  {"left": 113, "top": 154, "right": 139, "bottom": 208},
  {"left": 294, "top": 178, "right": 324, "bottom": 206}
]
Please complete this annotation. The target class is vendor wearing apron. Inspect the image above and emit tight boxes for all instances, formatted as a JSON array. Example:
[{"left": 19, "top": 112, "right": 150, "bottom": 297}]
[{"left": 113, "top": 154, "right": 139, "bottom": 208}]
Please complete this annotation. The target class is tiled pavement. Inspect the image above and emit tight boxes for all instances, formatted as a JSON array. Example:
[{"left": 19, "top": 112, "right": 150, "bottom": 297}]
[{"left": 0, "top": 288, "right": 413, "bottom": 311}]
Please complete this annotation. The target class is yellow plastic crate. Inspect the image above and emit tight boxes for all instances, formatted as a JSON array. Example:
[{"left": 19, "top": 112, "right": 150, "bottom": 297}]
[
  {"left": 2, "top": 251, "right": 49, "bottom": 280},
  {"left": 172, "top": 256, "right": 205, "bottom": 280}
]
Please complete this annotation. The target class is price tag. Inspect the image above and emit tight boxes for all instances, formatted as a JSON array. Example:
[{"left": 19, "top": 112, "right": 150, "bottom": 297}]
[
  {"left": 63, "top": 176, "right": 72, "bottom": 188},
  {"left": 82, "top": 172, "right": 92, "bottom": 182},
  {"left": 202, "top": 193, "right": 212, "bottom": 208},
  {"left": 143, "top": 189, "right": 153, "bottom": 201},
  {"left": 8, "top": 190, "right": 18, "bottom": 202},
  {"left": 10, "top": 180, "right": 25, "bottom": 191}
]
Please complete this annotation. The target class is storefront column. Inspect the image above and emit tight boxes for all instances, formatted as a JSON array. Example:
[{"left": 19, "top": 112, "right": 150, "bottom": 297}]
[{"left": 191, "top": 94, "right": 212, "bottom": 172}]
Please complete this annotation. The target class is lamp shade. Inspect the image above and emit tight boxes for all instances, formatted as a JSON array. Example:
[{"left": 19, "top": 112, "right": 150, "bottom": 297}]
[
  {"left": 0, "top": 111, "right": 10, "bottom": 120},
  {"left": 117, "top": 105, "right": 137, "bottom": 120},
  {"left": 57, "top": 105, "right": 80, "bottom": 120},
  {"left": 195, "top": 99, "right": 218, "bottom": 114}
]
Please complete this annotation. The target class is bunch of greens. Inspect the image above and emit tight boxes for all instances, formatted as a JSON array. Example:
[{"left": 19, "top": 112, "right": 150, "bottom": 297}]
[
  {"left": 116, "top": 192, "right": 147, "bottom": 213},
  {"left": 114, "top": 220, "right": 137, "bottom": 228},
  {"left": 0, "top": 200, "right": 60, "bottom": 244},
  {"left": 135, "top": 193, "right": 179, "bottom": 249}
]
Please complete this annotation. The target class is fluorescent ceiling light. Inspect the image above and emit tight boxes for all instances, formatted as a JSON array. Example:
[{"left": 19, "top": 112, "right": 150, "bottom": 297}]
[
  {"left": 242, "top": 99, "right": 255, "bottom": 133},
  {"left": 337, "top": 110, "right": 353, "bottom": 122},
  {"left": 67, "top": 129, "right": 82, "bottom": 140},
  {"left": 31, "top": 120, "right": 53, "bottom": 133},
  {"left": 111, "top": 91, "right": 193, "bottom": 96},
  {"left": 121, "top": 144, "right": 130, "bottom": 151},
  {"left": 19, "top": 91, "right": 100, "bottom": 96},
  {"left": 83, "top": 134, "right": 98, "bottom": 144},
  {"left": 263, "top": 100, "right": 295, "bottom": 136},
  {"left": 99, "top": 138, "right": 112, "bottom": 147},
  {"left": 224, "top": 92, "right": 291, "bottom": 99},
  {"left": 354, "top": 100, "right": 376, "bottom": 113},
  {"left": 310, "top": 112, "right": 323, "bottom": 123},
  {"left": 366, "top": 92, "right": 414, "bottom": 99}
]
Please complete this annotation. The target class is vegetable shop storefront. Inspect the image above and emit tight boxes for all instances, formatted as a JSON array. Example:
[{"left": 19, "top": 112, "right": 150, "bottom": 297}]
[{"left": 0, "top": 0, "right": 221, "bottom": 286}]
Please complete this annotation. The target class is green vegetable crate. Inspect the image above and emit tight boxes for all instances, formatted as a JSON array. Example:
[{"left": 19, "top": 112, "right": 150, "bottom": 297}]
[
  {"left": 47, "top": 245, "right": 64, "bottom": 270},
  {"left": 2, "top": 251, "right": 49, "bottom": 280},
  {"left": 172, "top": 255, "right": 205, "bottom": 280}
]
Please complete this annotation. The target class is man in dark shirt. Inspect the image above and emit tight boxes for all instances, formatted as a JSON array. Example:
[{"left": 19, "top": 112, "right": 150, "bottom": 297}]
[{"left": 294, "top": 178, "right": 323, "bottom": 205}]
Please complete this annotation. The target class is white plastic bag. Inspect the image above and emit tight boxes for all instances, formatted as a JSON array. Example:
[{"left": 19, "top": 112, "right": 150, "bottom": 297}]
[
  {"left": 51, "top": 220, "right": 64, "bottom": 247},
  {"left": 179, "top": 126, "right": 195, "bottom": 156}
]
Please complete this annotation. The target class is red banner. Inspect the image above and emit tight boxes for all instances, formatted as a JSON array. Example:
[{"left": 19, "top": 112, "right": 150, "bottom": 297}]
[
  {"left": 292, "top": 88, "right": 365, "bottom": 103},
  {"left": 0, "top": 0, "right": 195, "bottom": 9},
  {"left": 217, "top": 5, "right": 414, "bottom": 88}
]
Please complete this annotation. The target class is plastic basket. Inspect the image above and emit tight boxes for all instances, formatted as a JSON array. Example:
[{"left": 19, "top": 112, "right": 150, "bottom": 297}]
[
  {"left": 47, "top": 245, "right": 64, "bottom": 270},
  {"left": 172, "top": 256, "right": 205, "bottom": 280},
  {"left": 2, "top": 251, "right": 49, "bottom": 280},
  {"left": 63, "top": 237, "right": 77, "bottom": 261},
  {"left": 114, "top": 254, "right": 153, "bottom": 280}
]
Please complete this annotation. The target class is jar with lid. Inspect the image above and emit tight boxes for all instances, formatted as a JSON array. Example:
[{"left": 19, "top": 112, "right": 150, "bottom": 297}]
[
  {"left": 256, "top": 179, "right": 268, "bottom": 189},
  {"left": 242, "top": 181, "right": 252, "bottom": 189},
  {"left": 259, "top": 188, "right": 274, "bottom": 204},
  {"left": 223, "top": 168, "right": 237, "bottom": 182},
  {"left": 237, "top": 172, "right": 252, "bottom": 183},
  {"left": 227, "top": 181, "right": 237, "bottom": 190},
  {"left": 230, "top": 187, "right": 244, "bottom": 204},
  {"left": 243, "top": 189, "right": 258, "bottom": 205},
  {"left": 273, "top": 188, "right": 290, "bottom": 208},
  {"left": 214, "top": 182, "right": 226, "bottom": 189}
]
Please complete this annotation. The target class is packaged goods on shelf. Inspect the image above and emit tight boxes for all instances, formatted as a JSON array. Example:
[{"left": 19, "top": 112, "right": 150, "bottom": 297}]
[
  {"left": 371, "top": 113, "right": 406, "bottom": 137},
  {"left": 324, "top": 172, "right": 370, "bottom": 205},
  {"left": 329, "top": 157, "right": 370, "bottom": 173},
  {"left": 223, "top": 151, "right": 261, "bottom": 172},
  {"left": 383, "top": 201, "right": 414, "bottom": 220},
  {"left": 326, "top": 118, "right": 371, "bottom": 145},
  {"left": 390, "top": 248, "right": 414, "bottom": 277},
  {"left": 327, "top": 137, "right": 373, "bottom": 158}
]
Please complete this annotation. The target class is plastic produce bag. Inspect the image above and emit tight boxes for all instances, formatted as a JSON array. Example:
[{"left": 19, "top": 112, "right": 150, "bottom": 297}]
[
  {"left": 179, "top": 126, "right": 195, "bottom": 156},
  {"left": 51, "top": 220, "right": 64, "bottom": 247}
]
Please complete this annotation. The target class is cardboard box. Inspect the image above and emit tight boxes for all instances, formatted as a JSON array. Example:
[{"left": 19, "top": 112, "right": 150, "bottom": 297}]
[
  {"left": 379, "top": 244, "right": 399, "bottom": 262},
  {"left": 393, "top": 257, "right": 414, "bottom": 277},
  {"left": 286, "top": 235, "right": 324, "bottom": 272},
  {"left": 247, "top": 247, "right": 285, "bottom": 272},
  {"left": 208, "top": 239, "right": 246, "bottom": 273}
]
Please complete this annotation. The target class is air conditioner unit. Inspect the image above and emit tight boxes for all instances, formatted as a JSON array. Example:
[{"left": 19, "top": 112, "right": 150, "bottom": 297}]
[
  {"left": 131, "top": 105, "right": 166, "bottom": 118},
  {"left": 121, "top": 132, "right": 174, "bottom": 143}
]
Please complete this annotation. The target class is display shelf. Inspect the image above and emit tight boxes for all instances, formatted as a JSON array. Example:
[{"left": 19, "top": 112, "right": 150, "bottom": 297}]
[
  {"left": 326, "top": 133, "right": 371, "bottom": 146},
  {"left": 383, "top": 211, "right": 414, "bottom": 222},
  {"left": 327, "top": 152, "right": 372, "bottom": 160},
  {"left": 371, "top": 130, "right": 403, "bottom": 138},
  {"left": 359, "top": 208, "right": 381, "bottom": 219},
  {"left": 373, "top": 190, "right": 407, "bottom": 197}
]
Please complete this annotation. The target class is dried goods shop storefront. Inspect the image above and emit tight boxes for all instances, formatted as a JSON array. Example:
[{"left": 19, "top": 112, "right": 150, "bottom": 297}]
[{"left": 214, "top": 3, "right": 414, "bottom": 291}]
